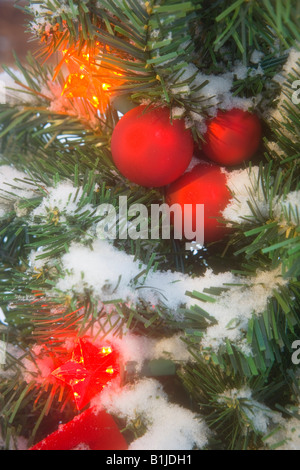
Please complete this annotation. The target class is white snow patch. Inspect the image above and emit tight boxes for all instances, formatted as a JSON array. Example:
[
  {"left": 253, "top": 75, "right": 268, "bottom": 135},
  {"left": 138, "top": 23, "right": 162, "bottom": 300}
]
[
  {"left": 218, "top": 387, "right": 282, "bottom": 434},
  {"left": 222, "top": 166, "right": 269, "bottom": 224},
  {"left": 95, "top": 378, "right": 209, "bottom": 450}
]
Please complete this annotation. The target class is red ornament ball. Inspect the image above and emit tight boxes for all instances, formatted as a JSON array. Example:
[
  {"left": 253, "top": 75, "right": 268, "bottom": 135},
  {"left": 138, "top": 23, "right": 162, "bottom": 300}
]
[
  {"left": 111, "top": 105, "right": 194, "bottom": 187},
  {"left": 166, "top": 163, "right": 231, "bottom": 244},
  {"left": 202, "top": 108, "right": 262, "bottom": 166}
]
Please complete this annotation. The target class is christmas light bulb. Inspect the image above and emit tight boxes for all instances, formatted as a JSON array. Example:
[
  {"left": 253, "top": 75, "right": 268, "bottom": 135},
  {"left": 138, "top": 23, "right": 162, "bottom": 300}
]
[{"left": 51, "top": 339, "right": 119, "bottom": 410}]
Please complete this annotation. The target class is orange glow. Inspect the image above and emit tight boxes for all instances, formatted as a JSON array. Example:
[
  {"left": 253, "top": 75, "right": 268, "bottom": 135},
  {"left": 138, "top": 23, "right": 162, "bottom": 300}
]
[
  {"left": 58, "top": 42, "right": 125, "bottom": 113},
  {"left": 101, "top": 347, "right": 112, "bottom": 355},
  {"left": 33, "top": 291, "right": 44, "bottom": 297},
  {"left": 73, "top": 377, "right": 85, "bottom": 384},
  {"left": 102, "top": 83, "right": 111, "bottom": 91},
  {"left": 91, "top": 95, "right": 100, "bottom": 107},
  {"left": 105, "top": 367, "right": 114, "bottom": 374}
]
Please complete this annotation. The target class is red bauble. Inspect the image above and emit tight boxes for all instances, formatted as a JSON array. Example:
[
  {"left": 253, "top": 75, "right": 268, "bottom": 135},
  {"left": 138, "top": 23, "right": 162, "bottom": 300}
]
[
  {"left": 202, "top": 108, "right": 262, "bottom": 166},
  {"left": 165, "top": 163, "right": 231, "bottom": 244},
  {"left": 111, "top": 105, "right": 194, "bottom": 187},
  {"left": 30, "top": 407, "right": 128, "bottom": 450},
  {"left": 51, "top": 338, "right": 119, "bottom": 410}
]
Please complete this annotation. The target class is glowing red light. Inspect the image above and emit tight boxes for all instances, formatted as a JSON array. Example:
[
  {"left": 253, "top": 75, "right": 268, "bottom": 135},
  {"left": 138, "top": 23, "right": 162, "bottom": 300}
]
[{"left": 51, "top": 338, "right": 119, "bottom": 410}]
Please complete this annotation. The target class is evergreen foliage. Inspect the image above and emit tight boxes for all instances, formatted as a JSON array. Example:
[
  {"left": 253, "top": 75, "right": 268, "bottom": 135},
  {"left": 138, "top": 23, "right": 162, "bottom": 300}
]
[{"left": 0, "top": 0, "right": 299, "bottom": 450}]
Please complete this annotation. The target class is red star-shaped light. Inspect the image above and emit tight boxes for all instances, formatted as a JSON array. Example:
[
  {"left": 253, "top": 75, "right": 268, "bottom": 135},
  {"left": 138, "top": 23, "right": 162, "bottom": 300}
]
[{"left": 51, "top": 338, "right": 119, "bottom": 410}]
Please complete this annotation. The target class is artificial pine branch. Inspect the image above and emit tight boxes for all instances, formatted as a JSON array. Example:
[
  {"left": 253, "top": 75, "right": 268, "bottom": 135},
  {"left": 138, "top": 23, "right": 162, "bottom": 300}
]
[{"left": 0, "top": 0, "right": 299, "bottom": 450}]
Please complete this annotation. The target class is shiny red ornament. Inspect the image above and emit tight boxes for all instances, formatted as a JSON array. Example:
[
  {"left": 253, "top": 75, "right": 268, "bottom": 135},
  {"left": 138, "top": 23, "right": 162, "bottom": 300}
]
[
  {"left": 202, "top": 108, "right": 262, "bottom": 166},
  {"left": 111, "top": 105, "right": 194, "bottom": 187},
  {"left": 165, "top": 163, "right": 231, "bottom": 243},
  {"left": 30, "top": 407, "right": 128, "bottom": 450},
  {"left": 51, "top": 338, "right": 118, "bottom": 410}
]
